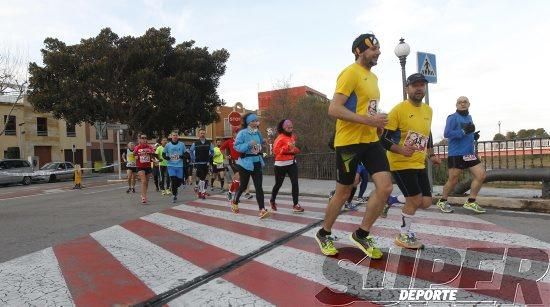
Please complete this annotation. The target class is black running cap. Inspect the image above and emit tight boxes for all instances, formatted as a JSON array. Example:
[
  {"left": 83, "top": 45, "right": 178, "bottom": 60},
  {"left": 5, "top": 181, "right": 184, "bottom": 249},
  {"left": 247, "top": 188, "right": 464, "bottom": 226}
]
[
  {"left": 406, "top": 73, "right": 428, "bottom": 86},
  {"left": 352, "top": 33, "right": 379, "bottom": 55}
]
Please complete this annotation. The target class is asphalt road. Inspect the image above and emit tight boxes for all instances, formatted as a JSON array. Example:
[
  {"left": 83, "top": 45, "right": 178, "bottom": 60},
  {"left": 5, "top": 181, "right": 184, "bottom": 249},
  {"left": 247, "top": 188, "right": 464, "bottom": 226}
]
[
  {"left": 0, "top": 176, "right": 201, "bottom": 263},
  {"left": 0, "top": 175, "right": 549, "bottom": 263}
]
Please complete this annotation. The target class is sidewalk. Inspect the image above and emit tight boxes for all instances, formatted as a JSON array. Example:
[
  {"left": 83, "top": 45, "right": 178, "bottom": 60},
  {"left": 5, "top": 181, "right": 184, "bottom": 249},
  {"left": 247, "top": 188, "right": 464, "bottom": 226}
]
[{"left": 251, "top": 175, "right": 550, "bottom": 213}]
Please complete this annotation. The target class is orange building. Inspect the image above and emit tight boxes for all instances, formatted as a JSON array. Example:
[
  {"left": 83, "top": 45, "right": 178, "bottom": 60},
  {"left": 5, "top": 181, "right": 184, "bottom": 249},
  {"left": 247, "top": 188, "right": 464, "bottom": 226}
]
[{"left": 257, "top": 85, "right": 328, "bottom": 112}]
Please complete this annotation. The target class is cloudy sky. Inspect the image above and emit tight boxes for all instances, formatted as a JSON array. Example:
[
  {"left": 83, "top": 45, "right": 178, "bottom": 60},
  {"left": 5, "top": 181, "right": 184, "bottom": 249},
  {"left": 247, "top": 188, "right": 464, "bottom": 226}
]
[{"left": 2, "top": 0, "right": 549, "bottom": 141}]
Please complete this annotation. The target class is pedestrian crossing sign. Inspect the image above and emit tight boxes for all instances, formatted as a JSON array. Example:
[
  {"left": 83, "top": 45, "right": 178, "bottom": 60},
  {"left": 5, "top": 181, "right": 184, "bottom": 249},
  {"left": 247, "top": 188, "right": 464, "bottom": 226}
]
[{"left": 417, "top": 52, "right": 437, "bottom": 83}]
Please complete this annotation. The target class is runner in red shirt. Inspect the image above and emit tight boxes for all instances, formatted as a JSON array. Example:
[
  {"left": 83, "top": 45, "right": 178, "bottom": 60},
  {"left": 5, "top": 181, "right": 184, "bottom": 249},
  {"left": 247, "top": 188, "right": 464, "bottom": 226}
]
[
  {"left": 220, "top": 127, "right": 242, "bottom": 202},
  {"left": 134, "top": 134, "right": 157, "bottom": 204}
]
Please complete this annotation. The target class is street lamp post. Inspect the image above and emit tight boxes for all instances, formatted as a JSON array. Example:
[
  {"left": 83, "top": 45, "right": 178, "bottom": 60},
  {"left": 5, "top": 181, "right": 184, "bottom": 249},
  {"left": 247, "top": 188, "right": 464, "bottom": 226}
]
[
  {"left": 498, "top": 121, "right": 501, "bottom": 135},
  {"left": 394, "top": 38, "right": 411, "bottom": 101}
]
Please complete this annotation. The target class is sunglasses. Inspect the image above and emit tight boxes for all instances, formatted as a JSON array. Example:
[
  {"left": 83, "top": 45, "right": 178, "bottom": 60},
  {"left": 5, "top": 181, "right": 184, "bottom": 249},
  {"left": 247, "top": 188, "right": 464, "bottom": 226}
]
[{"left": 140, "top": 136, "right": 147, "bottom": 139}]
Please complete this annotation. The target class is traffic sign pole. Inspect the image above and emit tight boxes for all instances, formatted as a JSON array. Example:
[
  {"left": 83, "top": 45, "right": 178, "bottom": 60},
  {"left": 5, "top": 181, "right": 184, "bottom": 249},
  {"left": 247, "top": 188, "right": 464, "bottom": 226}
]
[
  {"left": 117, "top": 130, "right": 121, "bottom": 180},
  {"left": 417, "top": 51, "right": 437, "bottom": 192}
]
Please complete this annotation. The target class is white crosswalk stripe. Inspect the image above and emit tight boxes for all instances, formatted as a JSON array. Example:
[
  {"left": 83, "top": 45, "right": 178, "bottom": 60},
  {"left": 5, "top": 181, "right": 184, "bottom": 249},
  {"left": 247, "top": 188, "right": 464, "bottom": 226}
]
[
  {"left": 0, "top": 248, "right": 74, "bottom": 306},
  {"left": 0, "top": 194, "right": 547, "bottom": 306}
]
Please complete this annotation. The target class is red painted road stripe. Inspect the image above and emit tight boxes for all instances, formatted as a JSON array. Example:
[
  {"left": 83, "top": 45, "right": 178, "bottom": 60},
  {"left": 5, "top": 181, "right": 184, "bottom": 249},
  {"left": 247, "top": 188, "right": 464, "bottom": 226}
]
[
  {"left": 53, "top": 235, "right": 155, "bottom": 306},
  {"left": 163, "top": 208, "right": 289, "bottom": 242},
  {"left": 165, "top": 205, "right": 549, "bottom": 305},
  {"left": 210, "top": 195, "right": 513, "bottom": 233},
  {"left": 187, "top": 199, "right": 549, "bottom": 263},
  {"left": 122, "top": 218, "right": 369, "bottom": 306}
]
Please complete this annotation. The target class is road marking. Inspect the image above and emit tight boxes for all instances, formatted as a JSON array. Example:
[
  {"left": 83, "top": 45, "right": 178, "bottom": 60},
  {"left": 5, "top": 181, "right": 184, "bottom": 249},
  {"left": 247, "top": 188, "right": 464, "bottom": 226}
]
[{"left": 0, "top": 248, "right": 74, "bottom": 306}]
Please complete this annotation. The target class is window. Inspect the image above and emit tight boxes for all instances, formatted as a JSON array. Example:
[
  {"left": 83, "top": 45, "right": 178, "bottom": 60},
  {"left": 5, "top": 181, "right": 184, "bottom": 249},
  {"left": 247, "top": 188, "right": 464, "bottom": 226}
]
[
  {"left": 95, "top": 123, "right": 107, "bottom": 139},
  {"left": 37, "top": 117, "right": 48, "bottom": 136},
  {"left": 66, "top": 123, "right": 76, "bottom": 137},
  {"left": 3, "top": 115, "right": 16, "bottom": 135},
  {"left": 184, "top": 128, "right": 196, "bottom": 137},
  {"left": 65, "top": 163, "right": 74, "bottom": 169},
  {"left": 13, "top": 160, "right": 30, "bottom": 168}
]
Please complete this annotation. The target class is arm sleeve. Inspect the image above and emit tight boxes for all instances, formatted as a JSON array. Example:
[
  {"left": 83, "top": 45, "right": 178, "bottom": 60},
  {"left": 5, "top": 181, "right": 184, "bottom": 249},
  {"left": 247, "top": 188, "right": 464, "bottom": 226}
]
[
  {"left": 381, "top": 129, "right": 398, "bottom": 150},
  {"left": 444, "top": 114, "right": 465, "bottom": 139},
  {"left": 427, "top": 132, "right": 434, "bottom": 149},
  {"left": 233, "top": 132, "right": 250, "bottom": 153}
]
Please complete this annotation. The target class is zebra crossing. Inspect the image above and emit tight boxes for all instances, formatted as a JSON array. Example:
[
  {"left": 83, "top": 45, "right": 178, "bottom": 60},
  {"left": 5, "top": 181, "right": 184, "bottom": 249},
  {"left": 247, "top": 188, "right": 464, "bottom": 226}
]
[{"left": 0, "top": 194, "right": 549, "bottom": 306}]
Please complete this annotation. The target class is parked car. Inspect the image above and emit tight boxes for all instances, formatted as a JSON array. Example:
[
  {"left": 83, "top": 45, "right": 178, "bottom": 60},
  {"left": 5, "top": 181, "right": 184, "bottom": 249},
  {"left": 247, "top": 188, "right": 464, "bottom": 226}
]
[
  {"left": 0, "top": 159, "right": 33, "bottom": 186},
  {"left": 34, "top": 162, "right": 75, "bottom": 183}
]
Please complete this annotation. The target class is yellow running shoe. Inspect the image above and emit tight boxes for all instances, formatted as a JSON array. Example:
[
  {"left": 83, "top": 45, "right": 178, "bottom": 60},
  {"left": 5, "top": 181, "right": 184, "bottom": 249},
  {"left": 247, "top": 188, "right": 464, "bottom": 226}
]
[
  {"left": 349, "top": 233, "right": 383, "bottom": 259},
  {"left": 315, "top": 231, "right": 338, "bottom": 256},
  {"left": 463, "top": 201, "right": 486, "bottom": 213}
]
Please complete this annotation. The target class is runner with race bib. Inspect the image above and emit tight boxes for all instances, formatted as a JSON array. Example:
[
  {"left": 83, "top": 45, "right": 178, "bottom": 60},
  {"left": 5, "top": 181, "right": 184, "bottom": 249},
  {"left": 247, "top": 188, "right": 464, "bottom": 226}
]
[
  {"left": 134, "top": 134, "right": 158, "bottom": 204},
  {"left": 436, "top": 96, "right": 486, "bottom": 214},
  {"left": 381, "top": 73, "right": 441, "bottom": 249},
  {"left": 163, "top": 132, "right": 186, "bottom": 203}
]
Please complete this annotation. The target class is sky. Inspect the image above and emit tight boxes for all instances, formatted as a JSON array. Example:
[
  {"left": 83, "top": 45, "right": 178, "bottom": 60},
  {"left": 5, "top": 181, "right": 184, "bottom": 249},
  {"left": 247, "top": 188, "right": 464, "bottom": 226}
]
[{"left": 2, "top": 0, "right": 549, "bottom": 141}]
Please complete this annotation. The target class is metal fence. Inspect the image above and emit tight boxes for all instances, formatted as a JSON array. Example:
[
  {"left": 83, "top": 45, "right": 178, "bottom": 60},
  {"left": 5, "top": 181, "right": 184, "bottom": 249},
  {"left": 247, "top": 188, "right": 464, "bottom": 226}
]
[{"left": 263, "top": 138, "right": 550, "bottom": 185}]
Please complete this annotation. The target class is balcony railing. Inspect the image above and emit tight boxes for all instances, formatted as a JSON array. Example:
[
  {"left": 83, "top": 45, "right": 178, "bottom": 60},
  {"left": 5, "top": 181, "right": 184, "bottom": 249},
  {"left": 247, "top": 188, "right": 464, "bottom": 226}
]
[{"left": 37, "top": 130, "right": 48, "bottom": 136}]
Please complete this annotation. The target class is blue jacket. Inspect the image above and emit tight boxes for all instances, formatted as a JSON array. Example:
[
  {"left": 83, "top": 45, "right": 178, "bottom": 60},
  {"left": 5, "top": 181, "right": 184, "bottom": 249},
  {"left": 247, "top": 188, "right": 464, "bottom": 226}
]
[
  {"left": 234, "top": 128, "right": 264, "bottom": 171},
  {"left": 163, "top": 141, "right": 186, "bottom": 168},
  {"left": 444, "top": 112, "right": 476, "bottom": 156}
]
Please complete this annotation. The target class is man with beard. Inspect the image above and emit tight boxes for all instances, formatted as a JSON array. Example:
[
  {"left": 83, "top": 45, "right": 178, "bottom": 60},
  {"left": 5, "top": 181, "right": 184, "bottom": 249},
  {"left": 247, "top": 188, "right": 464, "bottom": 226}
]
[
  {"left": 315, "top": 33, "right": 393, "bottom": 259},
  {"left": 381, "top": 73, "right": 441, "bottom": 249}
]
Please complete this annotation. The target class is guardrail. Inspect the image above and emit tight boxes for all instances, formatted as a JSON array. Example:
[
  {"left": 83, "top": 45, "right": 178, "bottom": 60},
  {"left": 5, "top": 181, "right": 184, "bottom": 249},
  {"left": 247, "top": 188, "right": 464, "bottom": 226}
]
[{"left": 263, "top": 138, "right": 550, "bottom": 186}]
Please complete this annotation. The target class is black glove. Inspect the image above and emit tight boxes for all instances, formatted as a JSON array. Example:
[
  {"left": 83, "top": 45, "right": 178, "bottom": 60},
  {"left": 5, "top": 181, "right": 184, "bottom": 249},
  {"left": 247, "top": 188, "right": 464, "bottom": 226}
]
[
  {"left": 463, "top": 123, "right": 475, "bottom": 134},
  {"left": 474, "top": 131, "right": 480, "bottom": 141},
  {"left": 179, "top": 155, "right": 184, "bottom": 159}
]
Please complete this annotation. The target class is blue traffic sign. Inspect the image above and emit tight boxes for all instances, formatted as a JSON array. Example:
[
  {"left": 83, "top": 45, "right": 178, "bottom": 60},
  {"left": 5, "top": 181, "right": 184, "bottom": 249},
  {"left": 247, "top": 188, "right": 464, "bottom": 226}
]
[{"left": 417, "top": 52, "right": 437, "bottom": 83}]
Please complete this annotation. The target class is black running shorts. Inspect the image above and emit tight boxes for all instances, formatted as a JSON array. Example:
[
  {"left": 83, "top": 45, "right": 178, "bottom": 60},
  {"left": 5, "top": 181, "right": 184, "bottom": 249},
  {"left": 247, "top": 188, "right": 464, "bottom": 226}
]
[
  {"left": 195, "top": 164, "right": 208, "bottom": 180},
  {"left": 447, "top": 155, "right": 481, "bottom": 170},
  {"left": 137, "top": 167, "right": 152, "bottom": 175},
  {"left": 335, "top": 142, "right": 390, "bottom": 185},
  {"left": 392, "top": 168, "right": 431, "bottom": 197}
]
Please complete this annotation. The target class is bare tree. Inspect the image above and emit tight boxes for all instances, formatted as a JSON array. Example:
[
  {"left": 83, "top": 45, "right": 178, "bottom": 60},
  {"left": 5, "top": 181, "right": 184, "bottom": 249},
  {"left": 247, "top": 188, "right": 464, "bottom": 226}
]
[
  {"left": 262, "top": 78, "right": 297, "bottom": 132},
  {"left": 0, "top": 49, "right": 28, "bottom": 136}
]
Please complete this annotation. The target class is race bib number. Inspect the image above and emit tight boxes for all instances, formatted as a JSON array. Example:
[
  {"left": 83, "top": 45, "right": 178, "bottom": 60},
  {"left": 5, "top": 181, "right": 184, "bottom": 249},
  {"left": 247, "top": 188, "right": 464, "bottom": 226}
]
[
  {"left": 126, "top": 161, "right": 136, "bottom": 167},
  {"left": 251, "top": 144, "right": 262, "bottom": 154},
  {"left": 170, "top": 153, "right": 180, "bottom": 161},
  {"left": 462, "top": 154, "right": 477, "bottom": 161},
  {"left": 139, "top": 155, "right": 150, "bottom": 163},
  {"left": 367, "top": 99, "right": 379, "bottom": 116},
  {"left": 404, "top": 131, "right": 429, "bottom": 151},
  {"left": 215, "top": 163, "right": 224, "bottom": 170}
]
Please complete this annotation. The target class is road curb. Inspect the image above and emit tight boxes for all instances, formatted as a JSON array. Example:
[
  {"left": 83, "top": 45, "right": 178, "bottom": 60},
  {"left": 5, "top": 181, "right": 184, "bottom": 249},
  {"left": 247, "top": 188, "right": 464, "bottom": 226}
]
[
  {"left": 252, "top": 189, "right": 550, "bottom": 214},
  {"left": 443, "top": 196, "right": 550, "bottom": 214}
]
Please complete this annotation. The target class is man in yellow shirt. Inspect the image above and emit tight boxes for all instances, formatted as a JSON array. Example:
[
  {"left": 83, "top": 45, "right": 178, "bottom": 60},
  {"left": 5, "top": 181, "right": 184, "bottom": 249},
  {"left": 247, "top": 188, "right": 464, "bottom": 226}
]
[
  {"left": 380, "top": 73, "right": 441, "bottom": 249},
  {"left": 315, "top": 33, "right": 393, "bottom": 259}
]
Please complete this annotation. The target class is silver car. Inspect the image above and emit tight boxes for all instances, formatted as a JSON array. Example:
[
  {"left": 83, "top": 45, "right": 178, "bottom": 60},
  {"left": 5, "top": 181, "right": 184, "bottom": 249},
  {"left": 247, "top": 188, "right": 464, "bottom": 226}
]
[
  {"left": 0, "top": 159, "right": 33, "bottom": 186},
  {"left": 34, "top": 162, "right": 75, "bottom": 183}
]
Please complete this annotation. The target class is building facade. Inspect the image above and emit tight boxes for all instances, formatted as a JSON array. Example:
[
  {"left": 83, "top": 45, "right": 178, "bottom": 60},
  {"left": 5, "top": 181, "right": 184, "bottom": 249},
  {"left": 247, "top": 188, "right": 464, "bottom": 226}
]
[
  {"left": 257, "top": 85, "right": 328, "bottom": 112},
  {"left": 1, "top": 95, "right": 88, "bottom": 168},
  {"left": 1, "top": 96, "right": 257, "bottom": 170}
]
